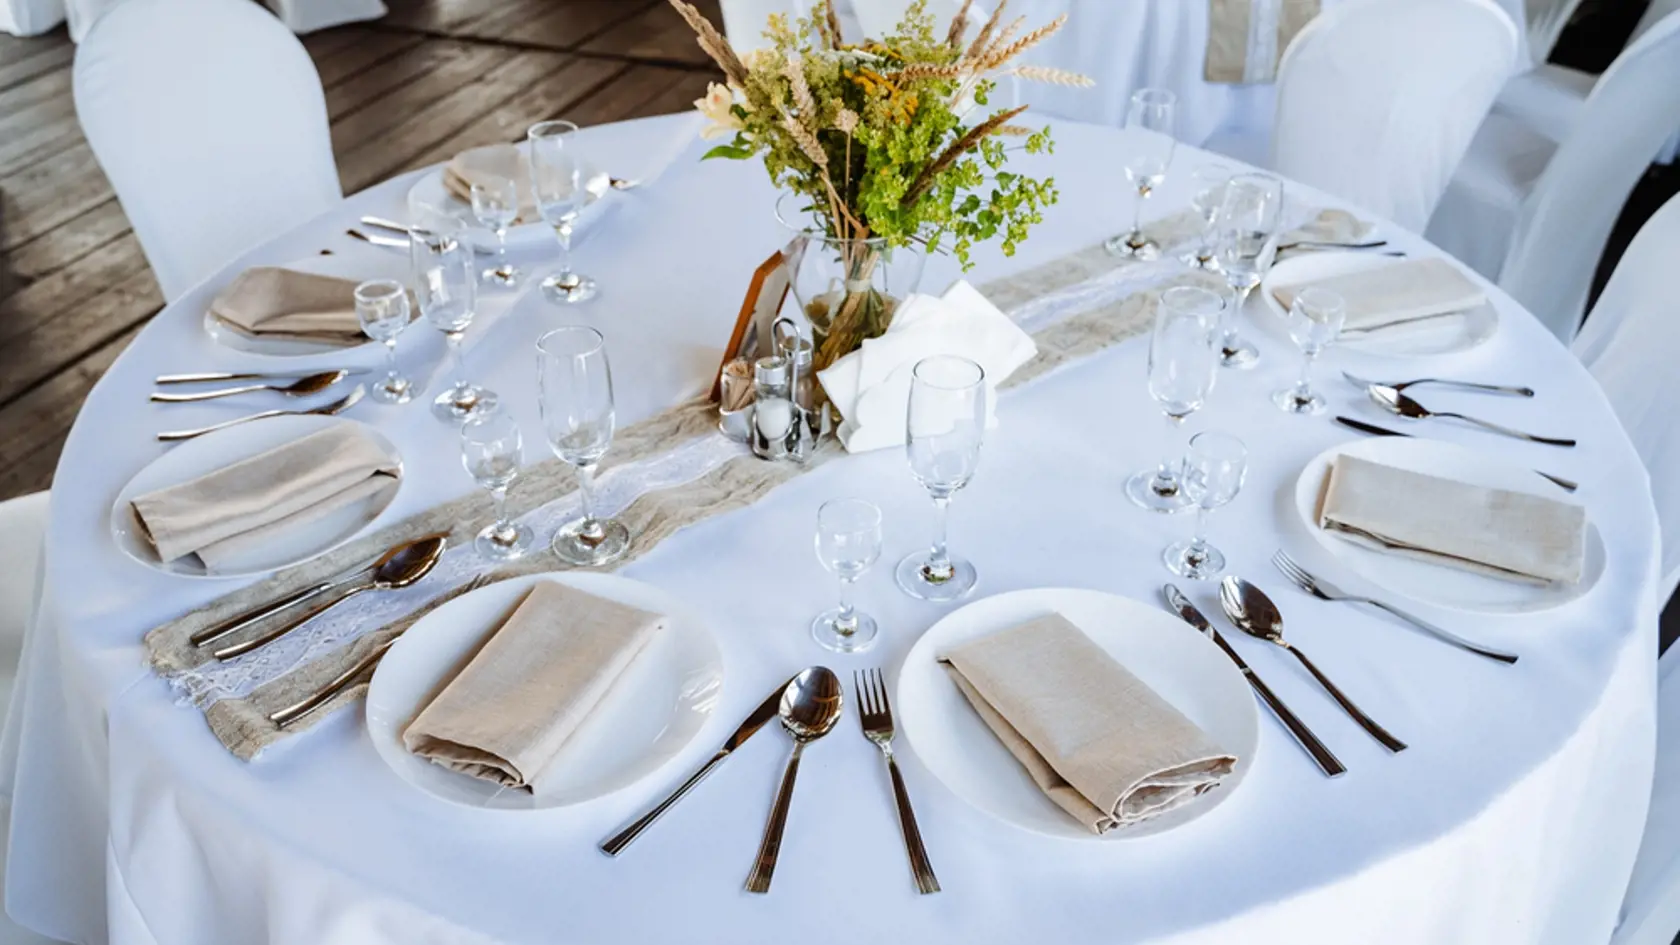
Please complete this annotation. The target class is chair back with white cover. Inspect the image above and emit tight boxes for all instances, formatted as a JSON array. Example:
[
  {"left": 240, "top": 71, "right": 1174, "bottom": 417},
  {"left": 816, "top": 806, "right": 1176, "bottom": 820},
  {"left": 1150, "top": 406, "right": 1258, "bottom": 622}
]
[
  {"left": 0, "top": 492, "right": 47, "bottom": 725},
  {"left": 1523, "top": 0, "right": 1586, "bottom": 63},
  {"left": 1609, "top": 642, "right": 1680, "bottom": 945},
  {"left": 73, "top": 0, "right": 342, "bottom": 302},
  {"left": 1268, "top": 0, "right": 1517, "bottom": 233}
]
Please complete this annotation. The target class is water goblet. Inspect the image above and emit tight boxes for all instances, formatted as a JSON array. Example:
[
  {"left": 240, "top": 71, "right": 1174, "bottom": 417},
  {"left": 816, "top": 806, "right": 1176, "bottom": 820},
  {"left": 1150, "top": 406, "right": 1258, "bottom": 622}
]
[
  {"left": 537, "top": 326, "right": 629, "bottom": 566},
  {"left": 1273, "top": 286, "right": 1346, "bottom": 415},
  {"left": 354, "top": 279, "right": 413, "bottom": 404},
  {"left": 1165, "top": 432, "right": 1248, "bottom": 580},
  {"left": 469, "top": 174, "right": 522, "bottom": 288},
  {"left": 1127, "top": 285, "right": 1222, "bottom": 512},
  {"left": 1105, "top": 88, "right": 1177, "bottom": 260},
  {"left": 1214, "top": 172, "right": 1285, "bottom": 369},
  {"left": 411, "top": 227, "right": 497, "bottom": 422},
  {"left": 811, "top": 498, "right": 884, "bottom": 654},
  {"left": 527, "top": 120, "right": 598, "bottom": 305},
  {"left": 460, "top": 410, "right": 533, "bottom": 560},
  {"left": 896, "top": 355, "right": 985, "bottom": 602},
  {"left": 1181, "top": 164, "right": 1231, "bottom": 270}
]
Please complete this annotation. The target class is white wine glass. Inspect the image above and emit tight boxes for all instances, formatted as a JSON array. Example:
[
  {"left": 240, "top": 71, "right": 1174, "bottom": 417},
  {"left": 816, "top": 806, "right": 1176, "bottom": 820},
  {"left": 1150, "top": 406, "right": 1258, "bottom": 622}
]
[
  {"left": 1182, "top": 164, "right": 1231, "bottom": 270},
  {"left": 1165, "top": 432, "right": 1248, "bottom": 580},
  {"left": 469, "top": 174, "right": 521, "bottom": 288},
  {"left": 1127, "top": 285, "right": 1222, "bottom": 513},
  {"left": 527, "top": 120, "right": 598, "bottom": 305},
  {"left": 354, "top": 279, "right": 413, "bottom": 404},
  {"left": 811, "top": 498, "right": 883, "bottom": 654},
  {"left": 1105, "top": 88, "right": 1177, "bottom": 260},
  {"left": 896, "top": 355, "right": 985, "bottom": 602},
  {"left": 1273, "top": 286, "right": 1346, "bottom": 415},
  {"left": 537, "top": 326, "right": 629, "bottom": 566},
  {"left": 411, "top": 227, "right": 497, "bottom": 422},
  {"left": 1213, "top": 172, "right": 1284, "bottom": 369},
  {"left": 460, "top": 410, "right": 533, "bottom": 560}
]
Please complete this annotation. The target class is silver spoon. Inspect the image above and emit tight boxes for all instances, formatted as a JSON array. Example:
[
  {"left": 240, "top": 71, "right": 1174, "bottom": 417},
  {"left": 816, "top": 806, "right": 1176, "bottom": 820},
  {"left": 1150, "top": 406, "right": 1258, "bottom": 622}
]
[
  {"left": 745, "top": 667, "right": 844, "bottom": 893},
  {"left": 157, "top": 386, "right": 365, "bottom": 442},
  {"left": 150, "top": 370, "right": 347, "bottom": 403},
  {"left": 1343, "top": 371, "right": 1533, "bottom": 398},
  {"left": 1219, "top": 576, "right": 1408, "bottom": 753},
  {"left": 1368, "top": 384, "right": 1576, "bottom": 448},
  {"left": 212, "top": 535, "right": 446, "bottom": 661}
]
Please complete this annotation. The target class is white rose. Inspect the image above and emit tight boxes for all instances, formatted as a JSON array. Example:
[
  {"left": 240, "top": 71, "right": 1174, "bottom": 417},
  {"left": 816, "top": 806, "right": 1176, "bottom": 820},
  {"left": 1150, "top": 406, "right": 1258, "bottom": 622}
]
[{"left": 695, "top": 82, "right": 745, "bottom": 141}]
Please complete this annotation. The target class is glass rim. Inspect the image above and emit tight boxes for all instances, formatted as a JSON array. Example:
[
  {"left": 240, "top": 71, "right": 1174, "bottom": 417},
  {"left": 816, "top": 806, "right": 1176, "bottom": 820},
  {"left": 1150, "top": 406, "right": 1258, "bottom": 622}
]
[
  {"left": 1187, "top": 430, "right": 1248, "bottom": 462},
  {"left": 817, "top": 496, "right": 883, "bottom": 528},
  {"left": 1130, "top": 87, "right": 1178, "bottom": 107},
  {"left": 527, "top": 119, "right": 580, "bottom": 141},
  {"left": 1293, "top": 286, "right": 1346, "bottom": 316},
  {"left": 911, "top": 354, "right": 985, "bottom": 390},
  {"left": 773, "top": 192, "right": 892, "bottom": 247},
  {"left": 1159, "top": 285, "right": 1226, "bottom": 319},
  {"left": 536, "top": 325, "right": 605, "bottom": 359},
  {"left": 461, "top": 408, "right": 520, "bottom": 437},
  {"left": 354, "top": 278, "right": 405, "bottom": 302}
]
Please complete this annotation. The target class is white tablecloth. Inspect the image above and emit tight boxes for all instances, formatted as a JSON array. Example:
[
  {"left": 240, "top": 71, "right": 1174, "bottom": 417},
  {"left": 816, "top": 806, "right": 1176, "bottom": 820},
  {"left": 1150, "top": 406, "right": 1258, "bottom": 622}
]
[{"left": 0, "top": 113, "right": 1659, "bottom": 945}]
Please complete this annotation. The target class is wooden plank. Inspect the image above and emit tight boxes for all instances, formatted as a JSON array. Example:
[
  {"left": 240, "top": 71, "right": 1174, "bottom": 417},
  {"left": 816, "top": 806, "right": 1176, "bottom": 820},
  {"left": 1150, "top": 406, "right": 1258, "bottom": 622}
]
[
  {"left": 466, "top": 0, "right": 659, "bottom": 50},
  {"left": 324, "top": 37, "right": 487, "bottom": 118},
  {"left": 0, "top": 95, "right": 81, "bottom": 177},
  {"left": 0, "top": 62, "right": 71, "bottom": 120},
  {"left": 402, "top": 57, "right": 629, "bottom": 169},
  {"left": 581, "top": 0, "right": 722, "bottom": 65},
  {"left": 301, "top": 26, "right": 368, "bottom": 60},
  {"left": 1, "top": 199, "right": 131, "bottom": 287},
  {"left": 311, "top": 28, "right": 427, "bottom": 88},
  {"left": 0, "top": 254, "right": 161, "bottom": 406},
  {"left": 0, "top": 141, "right": 113, "bottom": 252},
  {"left": 565, "top": 62, "right": 718, "bottom": 128},
  {"left": 379, "top": 0, "right": 528, "bottom": 34},
  {"left": 327, "top": 39, "right": 511, "bottom": 156},
  {"left": 0, "top": 40, "right": 72, "bottom": 94},
  {"left": 0, "top": 231, "right": 150, "bottom": 347}
]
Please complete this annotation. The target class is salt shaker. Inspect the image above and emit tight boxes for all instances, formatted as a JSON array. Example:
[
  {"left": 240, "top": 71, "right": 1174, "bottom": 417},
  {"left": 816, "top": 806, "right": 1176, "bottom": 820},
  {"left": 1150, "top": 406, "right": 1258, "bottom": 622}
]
[{"left": 751, "top": 355, "right": 796, "bottom": 460}]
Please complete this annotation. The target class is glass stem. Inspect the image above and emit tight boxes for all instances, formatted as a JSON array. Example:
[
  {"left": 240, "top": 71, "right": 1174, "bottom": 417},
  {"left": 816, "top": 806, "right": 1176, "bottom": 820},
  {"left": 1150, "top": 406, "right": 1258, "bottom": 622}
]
[
  {"left": 927, "top": 496, "right": 953, "bottom": 575},
  {"left": 383, "top": 337, "right": 399, "bottom": 378},
  {"left": 1296, "top": 349, "right": 1317, "bottom": 398},
  {"left": 1190, "top": 507, "right": 1211, "bottom": 557},
  {"left": 554, "top": 219, "right": 574, "bottom": 274},
  {"left": 446, "top": 330, "right": 469, "bottom": 392},
  {"left": 1156, "top": 412, "right": 1185, "bottom": 488},
  {"left": 835, "top": 576, "right": 857, "bottom": 633},
  {"left": 1223, "top": 285, "right": 1253, "bottom": 347},
  {"left": 490, "top": 485, "right": 510, "bottom": 531},
  {"left": 496, "top": 228, "right": 510, "bottom": 269},
  {"left": 1131, "top": 185, "right": 1148, "bottom": 236},
  {"left": 575, "top": 462, "right": 605, "bottom": 541}
]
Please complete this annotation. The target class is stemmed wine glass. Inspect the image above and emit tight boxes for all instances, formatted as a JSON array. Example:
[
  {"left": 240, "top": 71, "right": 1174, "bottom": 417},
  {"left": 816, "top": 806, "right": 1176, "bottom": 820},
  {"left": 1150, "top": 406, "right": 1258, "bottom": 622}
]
[
  {"left": 411, "top": 227, "right": 497, "bottom": 422},
  {"left": 354, "top": 279, "right": 413, "bottom": 404},
  {"left": 469, "top": 174, "right": 522, "bottom": 288},
  {"left": 896, "top": 355, "right": 985, "bottom": 602},
  {"left": 1182, "top": 164, "right": 1231, "bottom": 270},
  {"left": 1127, "top": 285, "right": 1223, "bottom": 512},
  {"left": 537, "top": 326, "right": 629, "bottom": 566},
  {"left": 1164, "top": 432, "right": 1248, "bottom": 580},
  {"left": 527, "top": 120, "right": 598, "bottom": 305},
  {"left": 1213, "top": 172, "right": 1284, "bottom": 369},
  {"left": 1105, "top": 88, "right": 1177, "bottom": 260},
  {"left": 460, "top": 410, "right": 533, "bottom": 560},
  {"left": 811, "top": 498, "right": 884, "bottom": 654},
  {"left": 1274, "top": 287, "right": 1346, "bottom": 414}
]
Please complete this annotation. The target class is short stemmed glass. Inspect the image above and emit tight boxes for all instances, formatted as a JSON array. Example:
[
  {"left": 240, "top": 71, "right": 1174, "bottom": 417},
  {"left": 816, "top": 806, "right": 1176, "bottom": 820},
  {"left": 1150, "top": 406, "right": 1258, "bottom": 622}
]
[
  {"left": 1127, "top": 286, "right": 1223, "bottom": 512},
  {"left": 811, "top": 498, "right": 884, "bottom": 654},
  {"left": 1165, "top": 432, "right": 1248, "bottom": 580},
  {"left": 537, "top": 326, "right": 629, "bottom": 566},
  {"left": 527, "top": 120, "right": 598, "bottom": 305},
  {"left": 469, "top": 175, "right": 522, "bottom": 288},
  {"left": 411, "top": 227, "right": 497, "bottom": 422},
  {"left": 1105, "top": 88, "right": 1177, "bottom": 260},
  {"left": 1181, "top": 164, "right": 1231, "bottom": 270},
  {"left": 354, "top": 279, "right": 413, "bottom": 404},
  {"left": 896, "top": 355, "right": 985, "bottom": 602},
  {"left": 460, "top": 410, "right": 533, "bottom": 560},
  {"left": 1273, "top": 286, "right": 1346, "bottom": 415},
  {"left": 1214, "top": 172, "right": 1285, "bottom": 369}
]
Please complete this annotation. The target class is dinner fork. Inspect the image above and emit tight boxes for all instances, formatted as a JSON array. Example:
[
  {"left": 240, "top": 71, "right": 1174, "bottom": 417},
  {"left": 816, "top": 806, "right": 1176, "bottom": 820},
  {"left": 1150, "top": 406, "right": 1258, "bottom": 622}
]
[
  {"left": 156, "top": 386, "right": 365, "bottom": 442},
  {"left": 854, "top": 669, "right": 939, "bottom": 894},
  {"left": 1341, "top": 371, "right": 1534, "bottom": 398},
  {"left": 1270, "top": 551, "right": 1518, "bottom": 665}
]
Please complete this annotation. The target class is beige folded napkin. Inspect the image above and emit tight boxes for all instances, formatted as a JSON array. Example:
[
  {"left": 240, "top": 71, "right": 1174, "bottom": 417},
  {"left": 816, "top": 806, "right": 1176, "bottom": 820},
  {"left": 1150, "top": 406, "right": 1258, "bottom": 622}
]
[
  {"left": 130, "top": 425, "right": 401, "bottom": 572},
  {"left": 1279, "top": 209, "right": 1374, "bottom": 248},
  {"left": 403, "top": 581, "right": 664, "bottom": 791},
  {"left": 443, "top": 143, "right": 541, "bottom": 225},
  {"left": 1317, "top": 454, "right": 1587, "bottom": 585},
  {"left": 208, "top": 267, "right": 368, "bottom": 347},
  {"left": 940, "top": 614, "right": 1237, "bottom": 835},
  {"left": 1270, "top": 257, "right": 1487, "bottom": 334}
]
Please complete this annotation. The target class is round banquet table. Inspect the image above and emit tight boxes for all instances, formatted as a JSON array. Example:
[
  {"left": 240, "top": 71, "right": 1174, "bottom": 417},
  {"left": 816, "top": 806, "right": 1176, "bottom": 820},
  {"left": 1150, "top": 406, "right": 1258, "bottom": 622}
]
[{"left": 0, "top": 113, "right": 1660, "bottom": 945}]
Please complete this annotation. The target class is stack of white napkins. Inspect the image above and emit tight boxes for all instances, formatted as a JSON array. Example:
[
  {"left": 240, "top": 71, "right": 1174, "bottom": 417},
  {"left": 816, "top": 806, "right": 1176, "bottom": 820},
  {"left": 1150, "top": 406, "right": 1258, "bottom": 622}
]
[{"left": 817, "top": 281, "right": 1037, "bottom": 453}]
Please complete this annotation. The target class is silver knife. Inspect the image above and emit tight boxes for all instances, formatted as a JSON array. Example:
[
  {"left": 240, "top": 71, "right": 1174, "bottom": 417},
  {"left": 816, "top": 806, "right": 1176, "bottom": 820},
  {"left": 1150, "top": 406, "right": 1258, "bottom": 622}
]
[
  {"left": 157, "top": 369, "right": 371, "bottom": 384},
  {"left": 1334, "top": 416, "right": 1578, "bottom": 493},
  {"left": 1163, "top": 584, "right": 1347, "bottom": 778},
  {"left": 600, "top": 676, "right": 796, "bottom": 855}
]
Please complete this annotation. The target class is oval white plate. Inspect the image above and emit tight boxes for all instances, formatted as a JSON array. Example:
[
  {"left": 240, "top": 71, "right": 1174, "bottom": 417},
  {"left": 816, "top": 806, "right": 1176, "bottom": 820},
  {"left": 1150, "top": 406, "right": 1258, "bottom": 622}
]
[
  {"left": 1293, "top": 436, "right": 1604, "bottom": 614},
  {"left": 202, "top": 253, "right": 410, "bottom": 358},
  {"left": 1261, "top": 252, "right": 1498, "bottom": 358},
  {"left": 366, "top": 572, "right": 725, "bottom": 811},
  {"left": 405, "top": 165, "right": 607, "bottom": 250},
  {"left": 110, "top": 415, "right": 402, "bottom": 579},
  {"left": 896, "top": 587, "right": 1259, "bottom": 841}
]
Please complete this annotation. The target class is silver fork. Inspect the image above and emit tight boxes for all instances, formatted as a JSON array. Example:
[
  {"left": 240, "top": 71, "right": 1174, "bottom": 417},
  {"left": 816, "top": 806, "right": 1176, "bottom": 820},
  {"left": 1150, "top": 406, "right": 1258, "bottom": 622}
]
[
  {"left": 1271, "top": 551, "right": 1518, "bottom": 665},
  {"left": 854, "top": 669, "right": 940, "bottom": 894},
  {"left": 1341, "top": 371, "right": 1534, "bottom": 398}
]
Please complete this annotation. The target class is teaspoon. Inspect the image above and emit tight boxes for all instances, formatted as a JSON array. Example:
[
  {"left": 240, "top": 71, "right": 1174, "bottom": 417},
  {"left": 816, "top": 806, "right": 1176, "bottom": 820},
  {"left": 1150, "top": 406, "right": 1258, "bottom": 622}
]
[
  {"left": 745, "top": 666, "right": 844, "bottom": 893},
  {"left": 1368, "top": 384, "right": 1576, "bottom": 448},
  {"left": 150, "top": 370, "right": 347, "bottom": 403}
]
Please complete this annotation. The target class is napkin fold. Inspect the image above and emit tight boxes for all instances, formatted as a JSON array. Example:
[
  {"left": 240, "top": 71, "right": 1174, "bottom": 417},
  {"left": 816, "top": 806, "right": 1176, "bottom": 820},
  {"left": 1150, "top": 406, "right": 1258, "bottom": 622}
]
[
  {"left": 130, "top": 425, "right": 401, "bottom": 572},
  {"left": 443, "top": 143, "right": 542, "bottom": 225},
  {"left": 817, "top": 280, "right": 1037, "bottom": 453},
  {"left": 1278, "top": 209, "right": 1375, "bottom": 249},
  {"left": 1317, "top": 454, "right": 1588, "bottom": 585},
  {"left": 403, "top": 581, "right": 664, "bottom": 791},
  {"left": 1270, "top": 257, "right": 1486, "bottom": 334},
  {"left": 940, "top": 614, "right": 1237, "bottom": 834},
  {"left": 208, "top": 267, "right": 367, "bottom": 347}
]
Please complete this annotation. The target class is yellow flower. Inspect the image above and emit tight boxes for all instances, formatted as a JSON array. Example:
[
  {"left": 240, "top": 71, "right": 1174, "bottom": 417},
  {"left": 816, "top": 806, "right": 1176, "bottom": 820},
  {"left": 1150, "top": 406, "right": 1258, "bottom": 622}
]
[{"left": 694, "top": 82, "right": 745, "bottom": 141}]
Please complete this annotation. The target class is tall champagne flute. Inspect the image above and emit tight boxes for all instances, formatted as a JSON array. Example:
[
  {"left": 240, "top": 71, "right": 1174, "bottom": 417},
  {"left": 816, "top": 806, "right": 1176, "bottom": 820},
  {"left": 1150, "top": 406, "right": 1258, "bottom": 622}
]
[
  {"left": 896, "top": 356, "right": 985, "bottom": 602},
  {"left": 411, "top": 227, "right": 497, "bottom": 422},
  {"left": 527, "top": 120, "right": 598, "bottom": 305},
  {"left": 537, "top": 326, "right": 629, "bottom": 566},
  {"left": 354, "top": 279, "right": 413, "bottom": 404},
  {"left": 1105, "top": 88, "right": 1177, "bottom": 260},
  {"left": 1127, "top": 286, "right": 1222, "bottom": 512},
  {"left": 1214, "top": 172, "right": 1284, "bottom": 369},
  {"left": 1181, "top": 164, "right": 1231, "bottom": 270},
  {"left": 469, "top": 174, "right": 521, "bottom": 287},
  {"left": 1274, "top": 286, "right": 1346, "bottom": 414},
  {"left": 1165, "top": 432, "right": 1247, "bottom": 579}
]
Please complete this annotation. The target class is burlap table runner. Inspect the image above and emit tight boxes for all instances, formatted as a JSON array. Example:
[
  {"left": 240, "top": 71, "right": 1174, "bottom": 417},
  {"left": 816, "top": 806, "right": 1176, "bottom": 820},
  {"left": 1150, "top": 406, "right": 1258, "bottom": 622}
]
[{"left": 1205, "top": 0, "right": 1321, "bottom": 84}]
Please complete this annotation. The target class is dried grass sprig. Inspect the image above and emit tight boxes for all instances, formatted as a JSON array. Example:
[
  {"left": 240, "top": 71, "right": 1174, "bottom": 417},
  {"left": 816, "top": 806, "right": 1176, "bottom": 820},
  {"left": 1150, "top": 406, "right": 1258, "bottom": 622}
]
[
  {"left": 994, "top": 124, "right": 1034, "bottom": 136},
  {"left": 896, "top": 62, "right": 965, "bottom": 83},
  {"left": 901, "top": 103, "right": 1028, "bottom": 206},
  {"left": 780, "top": 109, "right": 828, "bottom": 167},
  {"left": 976, "top": 13, "right": 1065, "bottom": 72},
  {"left": 824, "top": 0, "right": 843, "bottom": 48},
  {"left": 1012, "top": 65, "right": 1094, "bottom": 87},
  {"left": 946, "top": 0, "right": 975, "bottom": 46},
  {"left": 785, "top": 56, "right": 819, "bottom": 122},
  {"left": 668, "top": 0, "right": 748, "bottom": 86},
  {"left": 962, "top": 0, "right": 1007, "bottom": 63}
]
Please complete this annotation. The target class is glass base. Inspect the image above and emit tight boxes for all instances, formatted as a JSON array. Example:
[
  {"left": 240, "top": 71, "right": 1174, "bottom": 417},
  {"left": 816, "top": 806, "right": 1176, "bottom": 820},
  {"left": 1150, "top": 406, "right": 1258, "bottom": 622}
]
[
  {"left": 1126, "top": 469, "right": 1192, "bottom": 513},
  {"left": 552, "top": 516, "right": 629, "bottom": 566},
  {"left": 895, "top": 551, "right": 977, "bottom": 602},
  {"left": 475, "top": 521, "right": 533, "bottom": 560},
  {"left": 481, "top": 264, "right": 522, "bottom": 287},
  {"left": 811, "top": 610, "right": 878, "bottom": 654},
  {"left": 541, "top": 271, "right": 598, "bottom": 304},
  {"left": 1181, "top": 250, "right": 1221, "bottom": 272},
  {"left": 1104, "top": 230, "right": 1160, "bottom": 260},
  {"left": 1218, "top": 337, "right": 1260, "bottom": 370},
  {"left": 431, "top": 384, "right": 497, "bottom": 422},
  {"left": 371, "top": 375, "right": 413, "bottom": 404},
  {"left": 1273, "top": 386, "right": 1326, "bottom": 414},
  {"left": 1165, "top": 539, "right": 1226, "bottom": 580}
]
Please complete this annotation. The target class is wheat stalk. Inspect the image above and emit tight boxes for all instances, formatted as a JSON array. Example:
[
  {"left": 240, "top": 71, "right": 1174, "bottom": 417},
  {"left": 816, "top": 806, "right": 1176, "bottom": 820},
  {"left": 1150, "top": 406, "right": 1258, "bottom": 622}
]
[
  {"left": 785, "top": 56, "right": 818, "bottom": 121},
  {"left": 994, "top": 124, "right": 1033, "bottom": 136},
  {"left": 962, "top": 0, "right": 1007, "bottom": 64},
  {"left": 976, "top": 13, "right": 1065, "bottom": 71},
  {"left": 667, "top": 0, "right": 748, "bottom": 86},
  {"left": 901, "top": 103, "right": 1029, "bottom": 207},
  {"left": 780, "top": 109, "right": 828, "bottom": 167},
  {"left": 1012, "top": 64, "right": 1093, "bottom": 87},
  {"left": 897, "top": 62, "right": 965, "bottom": 83},
  {"left": 946, "top": 0, "right": 975, "bottom": 46},
  {"left": 824, "top": 0, "right": 843, "bottom": 48}
]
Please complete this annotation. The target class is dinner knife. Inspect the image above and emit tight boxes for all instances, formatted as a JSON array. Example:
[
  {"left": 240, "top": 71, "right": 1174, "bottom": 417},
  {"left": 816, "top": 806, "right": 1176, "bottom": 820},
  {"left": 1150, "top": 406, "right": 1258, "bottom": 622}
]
[
  {"left": 1163, "top": 584, "right": 1347, "bottom": 778},
  {"left": 1333, "top": 416, "right": 1579, "bottom": 493},
  {"left": 600, "top": 676, "right": 796, "bottom": 856},
  {"left": 156, "top": 369, "right": 371, "bottom": 384}
]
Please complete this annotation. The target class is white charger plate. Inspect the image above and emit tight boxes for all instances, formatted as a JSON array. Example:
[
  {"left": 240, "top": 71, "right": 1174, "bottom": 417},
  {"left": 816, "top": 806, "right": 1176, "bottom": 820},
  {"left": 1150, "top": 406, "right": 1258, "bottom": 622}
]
[
  {"left": 1293, "top": 436, "right": 1604, "bottom": 614},
  {"left": 1261, "top": 252, "right": 1498, "bottom": 358},
  {"left": 895, "top": 587, "right": 1259, "bottom": 841},
  {"left": 110, "top": 415, "right": 402, "bottom": 579},
  {"left": 365, "top": 572, "right": 725, "bottom": 812},
  {"left": 404, "top": 163, "right": 608, "bottom": 250},
  {"left": 202, "top": 253, "right": 410, "bottom": 358}
]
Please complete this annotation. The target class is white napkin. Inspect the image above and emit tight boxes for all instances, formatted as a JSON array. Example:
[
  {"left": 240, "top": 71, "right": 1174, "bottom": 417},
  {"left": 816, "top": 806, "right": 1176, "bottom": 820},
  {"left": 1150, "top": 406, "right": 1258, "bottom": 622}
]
[
  {"left": 817, "top": 280, "right": 1037, "bottom": 453},
  {"left": 1271, "top": 257, "right": 1486, "bottom": 334}
]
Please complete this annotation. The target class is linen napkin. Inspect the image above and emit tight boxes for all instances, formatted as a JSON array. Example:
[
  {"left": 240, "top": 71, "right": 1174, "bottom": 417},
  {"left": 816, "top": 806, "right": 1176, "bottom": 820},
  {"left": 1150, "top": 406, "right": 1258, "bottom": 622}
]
[
  {"left": 1276, "top": 209, "right": 1375, "bottom": 251},
  {"left": 208, "top": 267, "right": 367, "bottom": 347},
  {"left": 1316, "top": 454, "right": 1588, "bottom": 585},
  {"left": 1270, "top": 257, "right": 1486, "bottom": 335},
  {"left": 403, "top": 581, "right": 664, "bottom": 791},
  {"left": 130, "top": 425, "right": 401, "bottom": 572},
  {"left": 817, "top": 280, "right": 1037, "bottom": 453},
  {"left": 940, "top": 613, "right": 1237, "bottom": 834},
  {"left": 442, "top": 143, "right": 542, "bottom": 225}
]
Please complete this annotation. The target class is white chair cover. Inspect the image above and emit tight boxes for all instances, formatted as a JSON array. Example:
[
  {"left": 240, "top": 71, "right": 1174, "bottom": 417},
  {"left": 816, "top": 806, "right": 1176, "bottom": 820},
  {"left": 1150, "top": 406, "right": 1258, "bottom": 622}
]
[
  {"left": 73, "top": 0, "right": 342, "bottom": 302},
  {"left": 1268, "top": 0, "right": 1516, "bottom": 232},
  {"left": 1610, "top": 644, "right": 1680, "bottom": 945},
  {"left": 0, "top": 492, "right": 53, "bottom": 945},
  {"left": 1523, "top": 0, "right": 1585, "bottom": 63},
  {"left": 260, "top": 0, "right": 385, "bottom": 34},
  {"left": 0, "top": 0, "right": 60, "bottom": 35},
  {"left": 3, "top": 0, "right": 382, "bottom": 40}
]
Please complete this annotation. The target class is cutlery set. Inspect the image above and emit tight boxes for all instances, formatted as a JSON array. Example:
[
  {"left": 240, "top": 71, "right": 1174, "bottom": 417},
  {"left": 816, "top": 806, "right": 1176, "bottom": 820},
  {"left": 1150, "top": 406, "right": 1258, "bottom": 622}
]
[
  {"left": 1343, "top": 372, "right": 1576, "bottom": 449},
  {"left": 151, "top": 368, "right": 368, "bottom": 442}
]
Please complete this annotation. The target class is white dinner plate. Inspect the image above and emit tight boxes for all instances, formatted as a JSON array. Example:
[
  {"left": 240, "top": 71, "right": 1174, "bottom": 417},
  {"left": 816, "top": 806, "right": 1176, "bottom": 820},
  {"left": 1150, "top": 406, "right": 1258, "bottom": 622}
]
[
  {"left": 895, "top": 587, "right": 1259, "bottom": 841},
  {"left": 404, "top": 164, "right": 608, "bottom": 250},
  {"left": 1261, "top": 252, "right": 1499, "bottom": 358},
  {"left": 1293, "top": 436, "right": 1604, "bottom": 614},
  {"left": 365, "top": 572, "right": 725, "bottom": 812},
  {"left": 110, "top": 415, "right": 402, "bottom": 579},
  {"left": 202, "top": 253, "right": 409, "bottom": 358}
]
